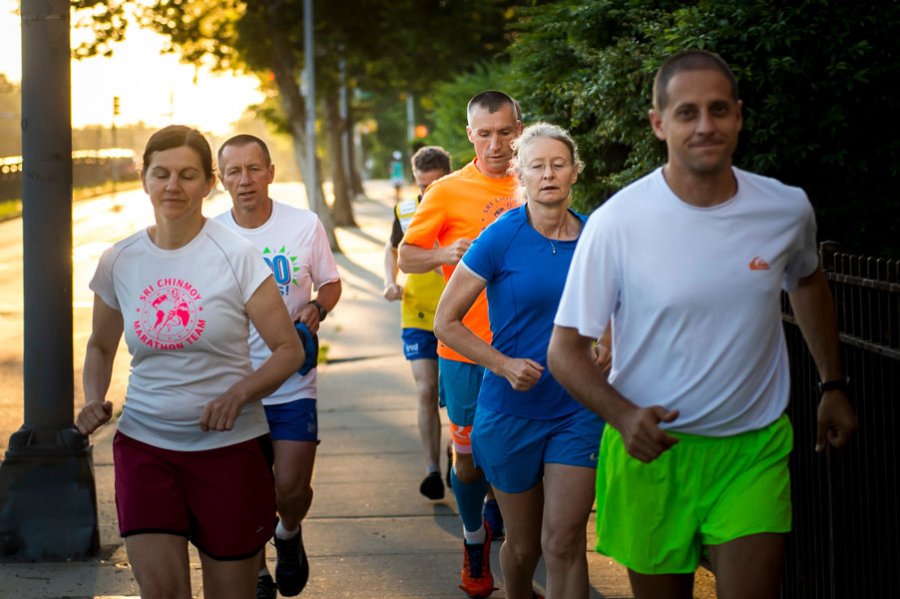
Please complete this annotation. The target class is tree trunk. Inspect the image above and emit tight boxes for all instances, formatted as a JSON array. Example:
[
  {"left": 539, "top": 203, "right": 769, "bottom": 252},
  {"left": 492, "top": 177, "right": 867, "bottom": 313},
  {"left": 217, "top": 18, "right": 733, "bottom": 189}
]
[
  {"left": 265, "top": 0, "right": 340, "bottom": 251},
  {"left": 325, "top": 88, "right": 356, "bottom": 227},
  {"left": 346, "top": 102, "right": 366, "bottom": 197}
]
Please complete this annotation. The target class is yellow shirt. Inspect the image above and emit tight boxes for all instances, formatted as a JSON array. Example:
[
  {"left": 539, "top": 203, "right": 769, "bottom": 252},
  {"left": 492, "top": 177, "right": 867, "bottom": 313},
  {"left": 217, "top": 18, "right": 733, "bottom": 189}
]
[{"left": 393, "top": 196, "right": 446, "bottom": 330}]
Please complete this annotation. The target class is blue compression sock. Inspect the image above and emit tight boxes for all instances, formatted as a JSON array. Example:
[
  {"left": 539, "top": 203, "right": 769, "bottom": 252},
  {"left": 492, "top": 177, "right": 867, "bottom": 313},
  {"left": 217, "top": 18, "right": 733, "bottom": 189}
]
[{"left": 450, "top": 466, "right": 489, "bottom": 534}]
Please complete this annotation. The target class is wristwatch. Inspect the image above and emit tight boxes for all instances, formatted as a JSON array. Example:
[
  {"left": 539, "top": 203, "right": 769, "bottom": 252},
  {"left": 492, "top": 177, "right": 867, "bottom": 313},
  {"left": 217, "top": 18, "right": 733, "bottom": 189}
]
[
  {"left": 817, "top": 376, "right": 849, "bottom": 396},
  {"left": 308, "top": 299, "right": 327, "bottom": 322}
]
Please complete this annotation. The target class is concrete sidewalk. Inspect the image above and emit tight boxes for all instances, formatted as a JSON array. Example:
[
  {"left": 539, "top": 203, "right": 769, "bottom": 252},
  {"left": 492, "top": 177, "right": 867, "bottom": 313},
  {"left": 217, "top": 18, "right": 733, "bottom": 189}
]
[{"left": 0, "top": 181, "right": 635, "bottom": 598}]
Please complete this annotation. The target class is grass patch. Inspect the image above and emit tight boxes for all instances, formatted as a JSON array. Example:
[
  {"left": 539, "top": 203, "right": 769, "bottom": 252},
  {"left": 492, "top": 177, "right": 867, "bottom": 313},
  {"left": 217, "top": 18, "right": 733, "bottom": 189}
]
[{"left": 0, "top": 199, "right": 21, "bottom": 221}]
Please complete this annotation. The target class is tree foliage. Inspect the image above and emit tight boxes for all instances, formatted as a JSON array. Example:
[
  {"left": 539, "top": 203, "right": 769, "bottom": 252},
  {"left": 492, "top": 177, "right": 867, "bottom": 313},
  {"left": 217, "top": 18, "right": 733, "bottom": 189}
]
[
  {"left": 508, "top": 0, "right": 900, "bottom": 255},
  {"left": 71, "top": 0, "right": 128, "bottom": 58}
]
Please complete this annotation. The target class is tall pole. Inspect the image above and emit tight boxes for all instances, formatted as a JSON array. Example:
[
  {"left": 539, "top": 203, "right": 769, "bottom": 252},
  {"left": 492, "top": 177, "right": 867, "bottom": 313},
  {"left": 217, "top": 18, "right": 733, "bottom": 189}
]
[
  {"left": 338, "top": 47, "right": 351, "bottom": 187},
  {"left": 0, "top": 0, "right": 99, "bottom": 560},
  {"left": 303, "top": 0, "right": 317, "bottom": 214},
  {"left": 406, "top": 94, "right": 415, "bottom": 143},
  {"left": 111, "top": 95, "right": 120, "bottom": 209}
]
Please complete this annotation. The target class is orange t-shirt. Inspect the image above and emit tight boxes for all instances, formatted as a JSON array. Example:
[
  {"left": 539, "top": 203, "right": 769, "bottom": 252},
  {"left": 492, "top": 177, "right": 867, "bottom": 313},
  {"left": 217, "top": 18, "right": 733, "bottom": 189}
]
[{"left": 402, "top": 159, "right": 520, "bottom": 362}]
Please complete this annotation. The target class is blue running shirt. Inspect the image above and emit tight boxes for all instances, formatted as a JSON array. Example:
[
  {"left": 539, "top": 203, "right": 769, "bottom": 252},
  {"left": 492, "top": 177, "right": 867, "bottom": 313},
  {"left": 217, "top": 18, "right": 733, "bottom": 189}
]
[{"left": 461, "top": 205, "right": 587, "bottom": 419}]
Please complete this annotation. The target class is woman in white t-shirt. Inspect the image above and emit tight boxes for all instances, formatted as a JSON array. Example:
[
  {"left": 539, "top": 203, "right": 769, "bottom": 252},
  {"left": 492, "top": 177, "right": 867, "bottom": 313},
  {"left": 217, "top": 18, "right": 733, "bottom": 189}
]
[{"left": 76, "top": 125, "right": 302, "bottom": 599}]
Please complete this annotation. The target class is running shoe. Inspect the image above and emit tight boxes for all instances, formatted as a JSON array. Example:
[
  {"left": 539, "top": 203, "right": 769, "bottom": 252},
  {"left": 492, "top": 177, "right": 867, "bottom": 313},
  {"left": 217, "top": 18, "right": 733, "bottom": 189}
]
[
  {"left": 420, "top": 471, "right": 445, "bottom": 500},
  {"left": 274, "top": 524, "right": 309, "bottom": 597},
  {"left": 256, "top": 573, "right": 277, "bottom": 599},
  {"left": 459, "top": 522, "right": 496, "bottom": 599},
  {"left": 482, "top": 498, "right": 504, "bottom": 540}
]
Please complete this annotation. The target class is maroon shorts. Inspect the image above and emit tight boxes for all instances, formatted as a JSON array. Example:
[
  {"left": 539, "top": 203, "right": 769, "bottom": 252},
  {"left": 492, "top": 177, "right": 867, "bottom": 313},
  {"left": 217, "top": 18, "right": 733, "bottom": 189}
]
[{"left": 112, "top": 431, "right": 275, "bottom": 560}]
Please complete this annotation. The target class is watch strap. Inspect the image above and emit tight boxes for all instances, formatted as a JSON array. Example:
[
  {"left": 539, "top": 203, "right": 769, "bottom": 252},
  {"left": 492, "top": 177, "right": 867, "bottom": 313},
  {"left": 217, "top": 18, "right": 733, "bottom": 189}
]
[
  {"left": 817, "top": 376, "right": 849, "bottom": 395},
  {"left": 308, "top": 299, "right": 327, "bottom": 321}
]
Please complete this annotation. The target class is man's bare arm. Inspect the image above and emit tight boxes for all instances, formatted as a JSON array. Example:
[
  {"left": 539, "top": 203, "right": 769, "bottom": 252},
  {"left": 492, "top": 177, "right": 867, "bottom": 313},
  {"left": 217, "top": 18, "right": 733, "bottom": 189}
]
[
  {"left": 398, "top": 238, "right": 471, "bottom": 274},
  {"left": 788, "top": 267, "right": 858, "bottom": 451}
]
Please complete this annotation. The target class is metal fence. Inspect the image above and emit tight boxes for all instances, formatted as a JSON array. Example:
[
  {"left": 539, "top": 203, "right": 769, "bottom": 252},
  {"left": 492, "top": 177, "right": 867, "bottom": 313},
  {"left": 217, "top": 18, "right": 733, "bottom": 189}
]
[
  {"left": 0, "top": 149, "right": 138, "bottom": 202},
  {"left": 781, "top": 242, "right": 899, "bottom": 598}
]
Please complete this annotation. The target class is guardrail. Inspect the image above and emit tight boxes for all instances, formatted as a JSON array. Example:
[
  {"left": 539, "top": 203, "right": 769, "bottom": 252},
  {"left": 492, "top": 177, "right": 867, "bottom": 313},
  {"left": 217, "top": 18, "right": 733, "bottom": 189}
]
[{"left": 0, "top": 149, "right": 139, "bottom": 202}]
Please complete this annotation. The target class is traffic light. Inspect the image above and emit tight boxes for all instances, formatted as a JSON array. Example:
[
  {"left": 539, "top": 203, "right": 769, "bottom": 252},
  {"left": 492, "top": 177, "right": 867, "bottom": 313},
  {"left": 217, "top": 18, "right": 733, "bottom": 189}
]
[{"left": 112, "top": 96, "right": 120, "bottom": 116}]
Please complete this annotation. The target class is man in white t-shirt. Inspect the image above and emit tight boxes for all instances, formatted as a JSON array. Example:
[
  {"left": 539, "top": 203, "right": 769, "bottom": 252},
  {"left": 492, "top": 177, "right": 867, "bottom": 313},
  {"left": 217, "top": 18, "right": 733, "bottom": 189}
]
[
  {"left": 548, "top": 50, "right": 857, "bottom": 599},
  {"left": 216, "top": 135, "right": 341, "bottom": 599}
]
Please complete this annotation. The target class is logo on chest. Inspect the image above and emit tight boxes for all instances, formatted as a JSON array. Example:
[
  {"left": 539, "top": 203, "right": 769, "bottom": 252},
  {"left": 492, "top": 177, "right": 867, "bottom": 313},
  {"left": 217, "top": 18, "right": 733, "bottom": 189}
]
[
  {"left": 133, "top": 279, "right": 206, "bottom": 350},
  {"left": 749, "top": 256, "right": 770, "bottom": 271},
  {"left": 263, "top": 245, "right": 302, "bottom": 296},
  {"left": 480, "top": 196, "right": 518, "bottom": 228}
]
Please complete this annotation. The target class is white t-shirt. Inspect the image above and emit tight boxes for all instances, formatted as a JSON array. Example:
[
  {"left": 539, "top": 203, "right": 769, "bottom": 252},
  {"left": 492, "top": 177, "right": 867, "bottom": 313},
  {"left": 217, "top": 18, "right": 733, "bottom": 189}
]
[
  {"left": 90, "top": 218, "right": 272, "bottom": 451},
  {"left": 555, "top": 167, "right": 819, "bottom": 436},
  {"left": 215, "top": 200, "right": 340, "bottom": 405}
]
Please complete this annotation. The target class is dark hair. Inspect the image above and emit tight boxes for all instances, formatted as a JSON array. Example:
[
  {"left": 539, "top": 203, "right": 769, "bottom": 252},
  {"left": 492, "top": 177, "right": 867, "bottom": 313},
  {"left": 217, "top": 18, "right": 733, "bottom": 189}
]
[
  {"left": 217, "top": 134, "right": 272, "bottom": 168},
  {"left": 653, "top": 50, "right": 739, "bottom": 111},
  {"left": 411, "top": 146, "right": 451, "bottom": 174},
  {"left": 142, "top": 125, "right": 213, "bottom": 180},
  {"left": 466, "top": 90, "right": 520, "bottom": 123}
]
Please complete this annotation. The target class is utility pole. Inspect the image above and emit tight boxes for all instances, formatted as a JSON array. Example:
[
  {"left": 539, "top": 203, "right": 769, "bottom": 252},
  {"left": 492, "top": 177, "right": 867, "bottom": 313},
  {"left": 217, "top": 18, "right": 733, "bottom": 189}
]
[
  {"left": 406, "top": 94, "right": 415, "bottom": 143},
  {"left": 303, "top": 0, "right": 317, "bottom": 214},
  {"left": 0, "top": 0, "right": 100, "bottom": 560},
  {"left": 111, "top": 95, "right": 120, "bottom": 210},
  {"left": 338, "top": 47, "right": 351, "bottom": 190}
]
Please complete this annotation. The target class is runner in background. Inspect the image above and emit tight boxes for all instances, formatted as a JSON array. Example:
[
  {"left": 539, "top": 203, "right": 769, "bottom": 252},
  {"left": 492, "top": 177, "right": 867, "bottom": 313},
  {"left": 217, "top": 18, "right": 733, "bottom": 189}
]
[
  {"left": 216, "top": 134, "right": 342, "bottom": 599},
  {"left": 383, "top": 145, "right": 452, "bottom": 500}
]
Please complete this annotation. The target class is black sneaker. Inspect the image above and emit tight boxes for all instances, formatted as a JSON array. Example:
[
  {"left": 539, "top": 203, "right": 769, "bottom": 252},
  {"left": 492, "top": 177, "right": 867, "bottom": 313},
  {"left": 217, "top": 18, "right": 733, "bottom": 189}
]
[
  {"left": 419, "top": 471, "right": 445, "bottom": 500},
  {"left": 256, "top": 573, "right": 277, "bottom": 599},
  {"left": 274, "top": 525, "right": 309, "bottom": 597}
]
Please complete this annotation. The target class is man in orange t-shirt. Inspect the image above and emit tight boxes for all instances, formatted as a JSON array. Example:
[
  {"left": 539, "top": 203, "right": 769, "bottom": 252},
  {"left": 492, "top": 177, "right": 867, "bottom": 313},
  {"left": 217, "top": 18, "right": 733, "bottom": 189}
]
[{"left": 399, "top": 90, "right": 521, "bottom": 598}]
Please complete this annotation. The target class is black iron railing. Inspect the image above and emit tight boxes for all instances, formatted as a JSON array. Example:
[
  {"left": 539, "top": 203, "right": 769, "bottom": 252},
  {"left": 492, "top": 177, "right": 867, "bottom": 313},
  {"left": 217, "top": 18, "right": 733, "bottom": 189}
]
[
  {"left": 0, "top": 150, "right": 138, "bottom": 203},
  {"left": 781, "top": 243, "right": 899, "bottom": 598}
]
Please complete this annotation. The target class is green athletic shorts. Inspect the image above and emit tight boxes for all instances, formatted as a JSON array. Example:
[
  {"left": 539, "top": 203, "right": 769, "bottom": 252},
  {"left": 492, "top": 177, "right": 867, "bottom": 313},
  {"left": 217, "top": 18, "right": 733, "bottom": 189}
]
[{"left": 595, "top": 414, "right": 792, "bottom": 574}]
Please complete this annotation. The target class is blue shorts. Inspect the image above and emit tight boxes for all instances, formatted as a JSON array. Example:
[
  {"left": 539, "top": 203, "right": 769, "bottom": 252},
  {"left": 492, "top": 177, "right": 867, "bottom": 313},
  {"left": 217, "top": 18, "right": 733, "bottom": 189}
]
[
  {"left": 472, "top": 404, "right": 605, "bottom": 494},
  {"left": 263, "top": 398, "right": 318, "bottom": 442},
  {"left": 401, "top": 328, "right": 439, "bottom": 361},
  {"left": 438, "top": 357, "right": 484, "bottom": 453}
]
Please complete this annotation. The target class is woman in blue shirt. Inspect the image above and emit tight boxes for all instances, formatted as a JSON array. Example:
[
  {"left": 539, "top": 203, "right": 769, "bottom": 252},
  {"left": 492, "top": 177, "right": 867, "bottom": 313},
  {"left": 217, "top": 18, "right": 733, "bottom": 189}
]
[{"left": 434, "top": 123, "right": 605, "bottom": 598}]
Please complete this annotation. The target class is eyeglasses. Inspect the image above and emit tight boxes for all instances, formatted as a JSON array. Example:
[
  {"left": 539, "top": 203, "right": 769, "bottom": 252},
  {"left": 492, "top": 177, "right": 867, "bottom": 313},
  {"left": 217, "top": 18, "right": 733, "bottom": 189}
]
[{"left": 525, "top": 161, "right": 572, "bottom": 174}]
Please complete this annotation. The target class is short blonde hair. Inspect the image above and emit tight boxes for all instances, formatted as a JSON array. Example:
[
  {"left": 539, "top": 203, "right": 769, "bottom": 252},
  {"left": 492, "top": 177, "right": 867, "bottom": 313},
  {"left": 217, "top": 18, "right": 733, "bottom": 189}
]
[{"left": 511, "top": 122, "right": 584, "bottom": 178}]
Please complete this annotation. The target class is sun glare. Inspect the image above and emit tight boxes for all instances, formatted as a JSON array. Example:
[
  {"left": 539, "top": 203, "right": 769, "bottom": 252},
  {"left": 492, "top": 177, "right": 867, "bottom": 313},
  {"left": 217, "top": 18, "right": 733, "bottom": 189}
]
[{"left": 0, "top": 0, "right": 264, "bottom": 137}]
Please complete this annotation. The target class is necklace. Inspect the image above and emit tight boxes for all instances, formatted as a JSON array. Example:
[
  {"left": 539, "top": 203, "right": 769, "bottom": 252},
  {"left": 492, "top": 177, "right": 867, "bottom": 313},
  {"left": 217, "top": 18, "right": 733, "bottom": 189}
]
[{"left": 526, "top": 204, "right": 567, "bottom": 255}]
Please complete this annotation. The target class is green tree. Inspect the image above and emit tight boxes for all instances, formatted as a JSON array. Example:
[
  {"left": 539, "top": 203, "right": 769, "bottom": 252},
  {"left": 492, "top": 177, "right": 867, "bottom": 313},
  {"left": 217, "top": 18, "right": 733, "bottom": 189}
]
[
  {"left": 74, "top": 0, "right": 525, "bottom": 239},
  {"left": 509, "top": 0, "right": 900, "bottom": 255}
]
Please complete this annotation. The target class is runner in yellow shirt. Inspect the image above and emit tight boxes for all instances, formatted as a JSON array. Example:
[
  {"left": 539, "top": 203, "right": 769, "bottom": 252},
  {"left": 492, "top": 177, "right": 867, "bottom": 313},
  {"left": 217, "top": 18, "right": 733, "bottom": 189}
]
[{"left": 383, "top": 146, "right": 451, "bottom": 500}]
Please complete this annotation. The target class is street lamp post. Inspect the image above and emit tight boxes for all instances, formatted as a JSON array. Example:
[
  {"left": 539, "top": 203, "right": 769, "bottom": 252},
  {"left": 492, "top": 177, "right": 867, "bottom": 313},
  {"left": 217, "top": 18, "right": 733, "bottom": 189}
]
[{"left": 0, "top": 0, "right": 100, "bottom": 560}]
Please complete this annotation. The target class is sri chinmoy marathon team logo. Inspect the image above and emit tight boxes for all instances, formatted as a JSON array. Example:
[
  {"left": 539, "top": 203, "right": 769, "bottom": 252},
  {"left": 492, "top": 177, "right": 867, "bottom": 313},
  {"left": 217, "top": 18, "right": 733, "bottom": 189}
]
[
  {"left": 133, "top": 278, "right": 206, "bottom": 350},
  {"left": 480, "top": 196, "right": 519, "bottom": 229},
  {"left": 262, "top": 245, "right": 301, "bottom": 296}
]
